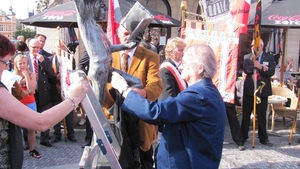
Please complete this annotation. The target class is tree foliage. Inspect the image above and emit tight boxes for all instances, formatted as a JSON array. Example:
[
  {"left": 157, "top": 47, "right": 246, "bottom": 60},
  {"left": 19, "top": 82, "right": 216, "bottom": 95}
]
[{"left": 13, "top": 27, "right": 36, "bottom": 40}]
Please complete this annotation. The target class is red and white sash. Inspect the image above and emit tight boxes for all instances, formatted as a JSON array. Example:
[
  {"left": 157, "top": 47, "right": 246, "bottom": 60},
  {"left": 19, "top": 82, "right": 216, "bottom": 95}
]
[{"left": 160, "top": 62, "right": 187, "bottom": 91}]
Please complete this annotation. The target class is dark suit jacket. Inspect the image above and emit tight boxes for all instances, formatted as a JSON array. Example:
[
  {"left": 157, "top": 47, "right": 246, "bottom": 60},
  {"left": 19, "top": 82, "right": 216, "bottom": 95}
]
[
  {"left": 158, "top": 59, "right": 181, "bottom": 100},
  {"left": 49, "top": 55, "right": 62, "bottom": 103},
  {"left": 106, "top": 46, "right": 162, "bottom": 151},
  {"left": 26, "top": 52, "right": 55, "bottom": 106},
  {"left": 78, "top": 51, "right": 89, "bottom": 75},
  {"left": 243, "top": 52, "right": 275, "bottom": 97},
  {"left": 41, "top": 49, "right": 52, "bottom": 57}
]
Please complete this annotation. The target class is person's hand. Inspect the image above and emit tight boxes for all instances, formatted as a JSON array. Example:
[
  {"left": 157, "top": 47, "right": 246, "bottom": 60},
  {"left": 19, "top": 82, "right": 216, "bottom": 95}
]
[
  {"left": 36, "top": 54, "right": 45, "bottom": 62},
  {"left": 132, "top": 88, "right": 146, "bottom": 98},
  {"left": 261, "top": 64, "right": 269, "bottom": 71},
  {"left": 56, "top": 72, "right": 61, "bottom": 80},
  {"left": 254, "top": 61, "right": 262, "bottom": 69},
  {"left": 111, "top": 71, "right": 128, "bottom": 93},
  {"left": 21, "top": 69, "right": 30, "bottom": 77},
  {"left": 69, "top": 77, "right": 88, "bottom": 105}
]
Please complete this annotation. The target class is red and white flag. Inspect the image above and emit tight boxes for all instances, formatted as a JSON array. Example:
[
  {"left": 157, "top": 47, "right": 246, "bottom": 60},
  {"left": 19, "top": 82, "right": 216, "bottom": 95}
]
[{"left": 107, "top": 0, "right": 121, "bottom": 44}]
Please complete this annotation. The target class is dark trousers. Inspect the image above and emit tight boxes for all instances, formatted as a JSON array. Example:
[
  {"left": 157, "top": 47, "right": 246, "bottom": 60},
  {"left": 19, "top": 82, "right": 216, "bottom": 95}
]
[
  {"left": 22, "top": 128, "right": 28, "bottom": 142},
  {"left": 53, "top": 109, "right": 74, "bottom": 138},
  {"left": 139, "top": 147, "right": 153, "bottom": 169},
  {"left": 85, "top": 117, "right": 93, "bottom": 141},
  {"left": 37, "top": 103, "right": 52, "bottom": 143},
  {"left": 241, "top": 95, "right": 269, "bottom": 141},
  {"left": 225, "top": 102, "right": 244, "bottom": 146}
]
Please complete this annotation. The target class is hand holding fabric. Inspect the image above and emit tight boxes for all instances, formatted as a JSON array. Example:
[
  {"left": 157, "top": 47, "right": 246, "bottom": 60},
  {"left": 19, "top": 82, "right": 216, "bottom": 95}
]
[{"left": 111, "top": 71, "right": 129, "bottom": 94}]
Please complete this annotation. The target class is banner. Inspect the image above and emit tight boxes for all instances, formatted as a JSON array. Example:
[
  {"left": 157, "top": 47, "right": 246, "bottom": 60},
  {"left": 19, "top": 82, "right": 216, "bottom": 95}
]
[
  {"left": 60, "top": 50, "right": 74, "bottom": 99},
  {"left": 199, "top": 0, "right": 250, "bottom": 34},
  {"left": 184, "top": 20, "right": 240, "bottom": 103}
]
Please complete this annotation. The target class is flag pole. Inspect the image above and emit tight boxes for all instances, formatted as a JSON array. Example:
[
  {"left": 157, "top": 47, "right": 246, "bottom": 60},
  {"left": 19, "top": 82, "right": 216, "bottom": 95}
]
[
  {"left": 252, "top": 0, "right": 261, "bottom": 148},
  {"left": 57, "top": 26, "right": 61, "bottom": 56},
  {"left": 279, "top": 27, "right": 288, "bottom": 87},
  {"left": 180, "top": 1, "right": 187, "bottom": 38}
]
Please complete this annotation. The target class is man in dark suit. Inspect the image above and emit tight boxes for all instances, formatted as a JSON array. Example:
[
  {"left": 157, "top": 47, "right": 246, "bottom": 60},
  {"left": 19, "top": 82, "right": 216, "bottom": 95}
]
[
  {"left": 105, "top": 24, "right": 162, "bottom": 169},
  {"left": 50, "top": 41, "right": 77, "bottom": 143},
  {"left": 242, "top": 39, "right": 275, "bottom": 147},
  {"left": 159, "top": 37, "right": 187, "bottom": 100},
  {"left": 26, "top": 39, "right": 55, "bottom": 147},
  {"left": 35, "top": 34, "right": 52, "bottom": 57}
]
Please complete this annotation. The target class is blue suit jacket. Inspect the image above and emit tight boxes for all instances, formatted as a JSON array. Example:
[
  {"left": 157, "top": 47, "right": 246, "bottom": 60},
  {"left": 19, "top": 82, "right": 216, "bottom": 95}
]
[{"left": 122, "top": 78, "right": 226, "bottom": 169}]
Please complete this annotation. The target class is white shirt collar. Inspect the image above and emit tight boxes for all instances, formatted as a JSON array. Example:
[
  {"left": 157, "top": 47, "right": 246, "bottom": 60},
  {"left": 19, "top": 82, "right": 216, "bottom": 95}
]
[
  {"left": 30, "top": 53, "right": 35, "bottom": 59},
  {"left": 121, "top": 47, "right": 137, "bottom": 58}
]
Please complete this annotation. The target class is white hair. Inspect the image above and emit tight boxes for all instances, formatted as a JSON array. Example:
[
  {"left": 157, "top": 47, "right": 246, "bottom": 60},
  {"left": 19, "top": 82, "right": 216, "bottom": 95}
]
[{"left": 183, "top": 44, "right": 217, "bottom": 78}]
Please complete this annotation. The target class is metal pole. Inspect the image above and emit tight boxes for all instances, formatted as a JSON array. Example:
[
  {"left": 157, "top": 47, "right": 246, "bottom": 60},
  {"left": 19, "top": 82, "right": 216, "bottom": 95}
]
[{"left": 279, "top": 27, "right": 288, "bottom": 87}]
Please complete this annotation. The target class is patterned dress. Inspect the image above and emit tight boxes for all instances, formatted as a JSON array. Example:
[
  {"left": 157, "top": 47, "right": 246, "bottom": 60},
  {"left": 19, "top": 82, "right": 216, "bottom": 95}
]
[{"left": 0, "top": 81, "right": 10, "bottom": 168}]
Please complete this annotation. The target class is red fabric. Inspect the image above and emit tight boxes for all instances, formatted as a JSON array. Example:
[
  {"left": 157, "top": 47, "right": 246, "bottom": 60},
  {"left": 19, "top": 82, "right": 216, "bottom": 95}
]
[
  {"left": 230, "top": 0, "right": 250, "bottom": 34},
  {"left": 107, "top": 0, "right": 120, "bottom": 44},
  {"left": 20, "top": 84, "right": 35, "bottom": 105}
]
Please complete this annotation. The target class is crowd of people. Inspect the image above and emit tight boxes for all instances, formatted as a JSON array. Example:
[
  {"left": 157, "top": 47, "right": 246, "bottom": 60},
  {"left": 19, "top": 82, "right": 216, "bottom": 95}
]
[
  {"left": 0, "top": 33, "right": 88, "bottom": 168},
  {"left": 1, "top": 24, "right": 299, "bottom": 168}
]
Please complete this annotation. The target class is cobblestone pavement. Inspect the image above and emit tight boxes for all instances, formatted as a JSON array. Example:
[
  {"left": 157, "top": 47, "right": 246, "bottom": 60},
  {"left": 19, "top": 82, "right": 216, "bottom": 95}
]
[
  {"left": 22, "top": 124, "right": 86, "bottom": 169},
  {"left": 22, "top": 116, "right": 300, "bottom": 169},
  {"left": 220, "top": 116, "right": 300, "bottom": 169}
]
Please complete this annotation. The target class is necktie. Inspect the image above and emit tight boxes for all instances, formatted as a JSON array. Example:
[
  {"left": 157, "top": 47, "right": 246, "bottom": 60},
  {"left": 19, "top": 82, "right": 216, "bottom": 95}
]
[
  {"left": 121, "top": 53, "right": 130, "bottom": 72},
  {"left": 33, "top": 56, "right": 38, "bottom": 79}
]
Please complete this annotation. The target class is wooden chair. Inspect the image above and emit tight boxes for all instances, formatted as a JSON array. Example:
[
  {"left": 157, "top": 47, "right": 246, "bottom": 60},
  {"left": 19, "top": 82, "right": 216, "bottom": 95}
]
[{"left": 271, "top": 87, "right": 298, "bottom": 144}]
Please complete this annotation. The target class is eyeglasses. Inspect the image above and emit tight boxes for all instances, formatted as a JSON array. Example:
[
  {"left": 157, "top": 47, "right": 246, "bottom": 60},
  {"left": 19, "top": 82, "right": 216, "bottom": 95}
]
[
  {"left": 0, "top": 60, "right": 10, "bottom": 67},
  {"left": 30, "top": 46, "right": 40, "bottom": 49}
]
